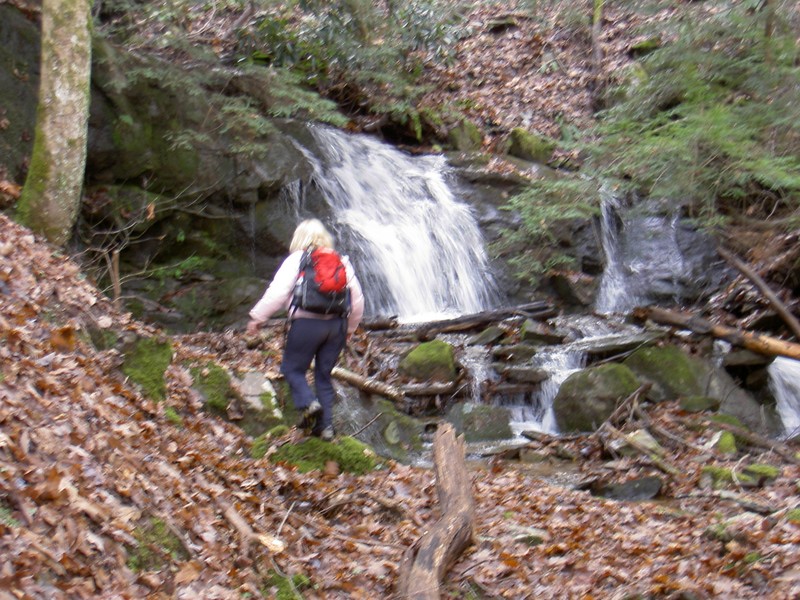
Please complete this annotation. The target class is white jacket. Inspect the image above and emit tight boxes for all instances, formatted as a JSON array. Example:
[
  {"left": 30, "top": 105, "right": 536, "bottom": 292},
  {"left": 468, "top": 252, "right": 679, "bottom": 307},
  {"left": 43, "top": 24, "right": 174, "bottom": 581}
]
[{"left": 249, "top": 250, "right": 365, "bottom": 335}]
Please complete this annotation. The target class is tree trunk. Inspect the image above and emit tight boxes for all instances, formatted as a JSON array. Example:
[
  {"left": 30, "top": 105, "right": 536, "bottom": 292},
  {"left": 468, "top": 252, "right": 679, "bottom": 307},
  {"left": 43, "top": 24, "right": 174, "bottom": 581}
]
[
  {"left": 590, "top": 0, "right": 605, "bottom": 108},
  {"left": 718, "top": 246, "right": 800, "bottom": 340},
  {"left": 17, "top": 0, "right": 92, "bottom": 246},
  {"left": 633, "top": 306, "right": 800, "bottom": 360},
  {"left": 396, "top": 423, "right": 475, "bottom": 599}
]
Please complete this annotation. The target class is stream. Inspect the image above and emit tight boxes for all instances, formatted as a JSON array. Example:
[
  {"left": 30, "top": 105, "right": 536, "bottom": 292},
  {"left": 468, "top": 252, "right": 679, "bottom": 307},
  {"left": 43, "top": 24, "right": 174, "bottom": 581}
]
[{"left": 284, "top": 126, "right": 800, "bottom": 442}]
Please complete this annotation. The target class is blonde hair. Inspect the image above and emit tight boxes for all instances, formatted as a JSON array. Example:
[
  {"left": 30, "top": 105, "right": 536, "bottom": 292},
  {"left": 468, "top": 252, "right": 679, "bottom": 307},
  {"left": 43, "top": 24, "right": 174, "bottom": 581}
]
[{"left": 289, "top": 218, "right": 335, "bottom": 253}]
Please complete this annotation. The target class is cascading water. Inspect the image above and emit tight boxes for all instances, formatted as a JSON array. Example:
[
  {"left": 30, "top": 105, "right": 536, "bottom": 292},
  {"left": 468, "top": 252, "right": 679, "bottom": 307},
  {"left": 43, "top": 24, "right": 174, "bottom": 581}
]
[
  {"left": 289, "top": 124, "right": 500, "bottom": 322},
  {"left": 595, "top": 194, "right": 687, "bottom": 315},
  {"left": 768, "top": 357, "right": 800, "bottom": 439}
]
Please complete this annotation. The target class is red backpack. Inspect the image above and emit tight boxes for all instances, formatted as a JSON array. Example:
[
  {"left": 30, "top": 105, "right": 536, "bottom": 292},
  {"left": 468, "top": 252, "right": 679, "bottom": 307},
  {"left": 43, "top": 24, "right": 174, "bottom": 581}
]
[{"left": 292, "top": 248, "right": 350, "bottom": 315}]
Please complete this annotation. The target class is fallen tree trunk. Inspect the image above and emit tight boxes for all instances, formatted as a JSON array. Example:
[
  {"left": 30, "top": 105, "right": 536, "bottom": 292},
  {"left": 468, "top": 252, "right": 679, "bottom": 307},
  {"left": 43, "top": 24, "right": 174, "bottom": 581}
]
[
  {"left": 415, "top": 301, "right": 557, "bottom": 341},
  {"left": 396, "top": 423, "right": 476, "bottom": 599},
  {"left": 331, "top": 366, "right": 406, "bottom": 402},
  {"left": 633, "top": 306, "right": 800, "bottom": 360},
  {"left": 718, "top": 246, "right": 800, "bottom": 341}
]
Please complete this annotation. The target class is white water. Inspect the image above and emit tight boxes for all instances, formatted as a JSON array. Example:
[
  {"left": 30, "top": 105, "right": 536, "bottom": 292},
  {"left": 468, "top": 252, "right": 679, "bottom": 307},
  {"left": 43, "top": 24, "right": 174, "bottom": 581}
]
[
  {"left": 290, "top": 125, "right": 499, "bottom": 322},
  {"left": 768, "top": 357, "right": 800, "bottom": 438}
]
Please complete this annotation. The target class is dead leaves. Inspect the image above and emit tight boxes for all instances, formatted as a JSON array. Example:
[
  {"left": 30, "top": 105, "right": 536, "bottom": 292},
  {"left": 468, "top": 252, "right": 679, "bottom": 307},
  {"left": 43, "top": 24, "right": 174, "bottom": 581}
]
[{"left": 2, "top": 208, "right": 800, "bottom": 600}]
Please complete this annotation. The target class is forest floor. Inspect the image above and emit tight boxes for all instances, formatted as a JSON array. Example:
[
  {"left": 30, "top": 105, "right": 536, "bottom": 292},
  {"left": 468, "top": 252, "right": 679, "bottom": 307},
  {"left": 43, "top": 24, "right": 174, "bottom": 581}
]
[{"left": 2, "top": 210, "right": 799, "bottom": 600}]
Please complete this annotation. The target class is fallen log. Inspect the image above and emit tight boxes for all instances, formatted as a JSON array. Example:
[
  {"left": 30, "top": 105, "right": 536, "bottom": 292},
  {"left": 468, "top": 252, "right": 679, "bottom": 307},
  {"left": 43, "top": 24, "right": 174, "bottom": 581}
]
[
  {"left": 396, "top": 423, "right": 476, "bottom": 599},
  {"left": 718, "top": 247, "right": 800, "bottom": 341},
  {"left": 331, "top": 366, "right": 406, "bottom": 402},
  {"left": 693, "top": 418, "right": 800, "bottom": 465},
  {"left": 633, "top": 306, "right": 800, "bottom": 361},
  {"left": 414, "top": 301, "right": 557, "bottom": 341}
]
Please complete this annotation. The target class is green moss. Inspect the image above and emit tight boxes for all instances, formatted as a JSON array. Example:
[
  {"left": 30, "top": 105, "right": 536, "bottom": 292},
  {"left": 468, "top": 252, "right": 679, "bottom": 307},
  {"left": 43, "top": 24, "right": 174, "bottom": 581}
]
[
  {"left": 126, "top": 517, "right": 189, "bottom": 572},
  {"left": 716, "top": 431, "right": 737, "bottom": 454},
  {"left": 742, "top": 463, "right": 780, "bottom": 481},
  {"left": 121, "top": 338, "right": 173, "bottom": 401},
  {"left": 0, "top": 499, "right": 19, "bottom": 527},
  {"left": 680, "top": 395, "right": 720, "bottom": 412},
  {"left": 164, "top": 406, "right": 183, "bottom": 427},
  {"left": 708, "top": 414, "right": 745, "bottom": 429},
  {"left": 264, "top": 570, "right": 311, "bottom": 599},
  {"left": 398, "top": 340, "right": 457, "bottom": 382},
  {"left": 271, "top": 436, "right": 380, "bottom": 474},
  {"left": 260, "top": 390, "right": 277, "bottom": 411},
  {"left": 507, "top": 127, "right": 556, "bottom": 163},
  {"left": 786, "top": 509, "right": 800, "bottom": 523},
  {"left": 701, "top": 466, "right": 734, "bottom": 489},
  {"left": 252, "top": 425, "right": 291, "bottom": 459},
  {"left": 191, "top": 362, "right": 233, "bottom": 413},
  {"left": 623, "top": 345, "right": 705, "bottom": 401}
]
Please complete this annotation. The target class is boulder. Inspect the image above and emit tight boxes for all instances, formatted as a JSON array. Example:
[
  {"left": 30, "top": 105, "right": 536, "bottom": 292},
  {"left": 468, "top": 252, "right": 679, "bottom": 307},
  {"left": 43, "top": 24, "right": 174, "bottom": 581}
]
[
  {"left": 624, "top": 344, "right": 781, "bottom": 435},
  {"left": 592, "top": 476, "right": 663, "bottom": 501},
  {"left": 506, "top": 127, "right": 556, "bottom": 164},
  {"left": 553, "top": 363, "right": 640, "bottom": 432},
  {"left": 520, "top": 319, "right": 565, "bottom": 345},
  {"left": 398, "top": 340, "right": 457, "bottom": 383},
  {"left": 447, "top": 119, "right": 483, "bottom": 151},
  {"left": 446, "top": 402, "right": 513, "bottom": 442}
]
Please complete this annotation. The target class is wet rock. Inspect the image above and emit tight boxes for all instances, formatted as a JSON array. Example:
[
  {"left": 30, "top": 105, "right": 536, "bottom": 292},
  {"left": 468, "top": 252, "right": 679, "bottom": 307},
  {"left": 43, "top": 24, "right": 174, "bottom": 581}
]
[
  {"left": 520, "top": 319, "right": 566, "bottom": 345},
  {"left": 491, "top": 343, "right": 538, "bottom": 363},
  {"left": 495, "top": 364, "right": 549, "bottom": 384},
  {"left": 446, "top": 401, "right": 513, "bottom": 442},
  {"left": 569, "top": 331, "right": 662, "bottom": 362},
  {"left": 592, "top": 475, "right": 663, "bottom": 501},
  {"left": 468, "top": 326, "right": 506, "bottom": 346}
]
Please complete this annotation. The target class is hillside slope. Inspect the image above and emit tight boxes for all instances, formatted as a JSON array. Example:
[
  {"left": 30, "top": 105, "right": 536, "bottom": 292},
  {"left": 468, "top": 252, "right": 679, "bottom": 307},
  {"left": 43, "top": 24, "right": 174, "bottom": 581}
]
[{"left": 2, "top": 213, "right": 800, "bottom": 598}]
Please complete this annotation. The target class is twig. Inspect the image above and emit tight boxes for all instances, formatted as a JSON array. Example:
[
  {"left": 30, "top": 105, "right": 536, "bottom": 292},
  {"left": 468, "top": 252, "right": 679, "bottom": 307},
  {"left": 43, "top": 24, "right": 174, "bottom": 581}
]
[
  {"left": 718, "top": 246, "right": 800, "bottom": 341},
  {"left": 351, "top": 412, "right": 384, "bottom": 437}
]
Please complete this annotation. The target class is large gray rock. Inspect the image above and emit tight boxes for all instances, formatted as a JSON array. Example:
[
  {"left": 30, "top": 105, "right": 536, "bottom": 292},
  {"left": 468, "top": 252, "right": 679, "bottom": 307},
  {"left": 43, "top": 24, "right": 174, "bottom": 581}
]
[
  {"left": 0, "top": 6, "right": 40, "bottom": 184},
  {"left": 553, "top": 363, "right": 641, "bottom": 432},
  {"left": 446, "top": 401, "right": 513, "bottom": 442},
  {"left": 624, "top": 344, "right": 781, "bottom": 435}
]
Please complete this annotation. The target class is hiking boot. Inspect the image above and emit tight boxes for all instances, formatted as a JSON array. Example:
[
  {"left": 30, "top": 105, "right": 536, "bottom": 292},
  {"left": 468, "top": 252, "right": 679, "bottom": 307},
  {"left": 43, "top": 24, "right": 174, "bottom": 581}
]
[
  {"left": 297, "top": 400, "right": 322, "bottom": 429},
  {"left": 320, "top": 427, "right": 334, "bottom": 442}
]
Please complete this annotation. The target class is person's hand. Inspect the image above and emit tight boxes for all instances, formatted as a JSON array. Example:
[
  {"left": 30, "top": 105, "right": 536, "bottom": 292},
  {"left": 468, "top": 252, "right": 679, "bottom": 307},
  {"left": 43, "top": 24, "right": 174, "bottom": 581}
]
[{"left": 246, "top": 320, "right": 261, "bottom": 336}]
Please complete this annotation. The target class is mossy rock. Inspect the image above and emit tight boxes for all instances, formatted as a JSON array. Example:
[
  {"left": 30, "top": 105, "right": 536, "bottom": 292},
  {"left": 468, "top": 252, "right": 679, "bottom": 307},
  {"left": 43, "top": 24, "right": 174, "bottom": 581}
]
[
  {"left": 398, "top": 340, "right": 457, "bottom": 383},
  {"left": 553, "top": 363, "right": 640, "bottom": 432},
  {"left": 716, "top": 431, "right": 737, "bottom": 454},
  {"left": 699, "top": 466, "right": 734, "bottom": 490},
  {"left": 270, "top": 436, "right": 381, "bottom": 474},
  {"left": 264, "top": 570, "right": 312, "bottom": 599},
  {"left": 680, "top": 395, "right": 720, "bottom": 412},
  {"left": 121, "top": 337, "right": 173, "bottom": 401},
  {"left": 251, "top": 425, "right": 291, "bottom": 459},
  {"left": 623, "top": 344, "right": 706, "bottom": 401},
  {"left": 629, "top": 37, "right": 661, "bottom": 57},
  {"left": 468, "top": 325, "right": 506, "bottom": 346},
  {"left": 448, "top": 119, "right": 483, "bottom": 151},
  {"left": 126, "top": 517, "right": 189, "bottom": 572},
  {"left": 741, "top": 463, "right": 780, "bottom": 483},
  {"left": 191, "top": 361, "right": 235, "bottom": 413},
  {"left": 708, "top": 414, "right": 745, "bottom": 429},
  {"left": 507, "top": 127, "right": 556, "bottom": 164},
  {"left": 446, "top": 402, "right": 513, "bottom": 442}
]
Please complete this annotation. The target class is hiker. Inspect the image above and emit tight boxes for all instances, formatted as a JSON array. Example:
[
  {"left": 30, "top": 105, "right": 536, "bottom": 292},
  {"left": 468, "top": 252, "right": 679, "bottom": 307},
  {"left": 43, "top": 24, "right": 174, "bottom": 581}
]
[{"left": 246, "top": 219, "right": 364, "bottom": 441}]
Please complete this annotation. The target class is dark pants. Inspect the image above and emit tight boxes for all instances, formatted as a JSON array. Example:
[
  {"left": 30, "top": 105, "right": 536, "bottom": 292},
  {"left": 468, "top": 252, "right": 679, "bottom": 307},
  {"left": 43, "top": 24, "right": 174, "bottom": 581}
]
[{"left": 280, "top": 317, "right": 346, "bottom": 431}]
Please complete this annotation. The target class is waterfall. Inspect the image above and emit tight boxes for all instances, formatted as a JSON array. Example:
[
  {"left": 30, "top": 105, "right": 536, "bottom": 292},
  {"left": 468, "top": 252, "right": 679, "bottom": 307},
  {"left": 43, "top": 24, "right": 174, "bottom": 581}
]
[
  {"left": 595, "top": 194, "right": 686, "bottom": 315},
  {"left": 289, "top": 125, "right": 499, "bottom": 322},
  {"left": 768, "top": 357, "right": 800, "bottom": 438}
]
